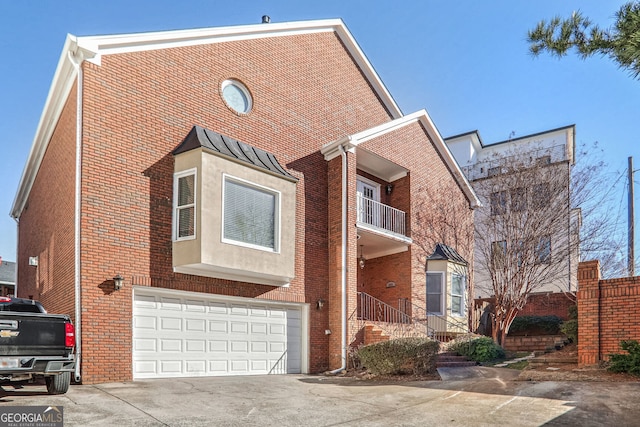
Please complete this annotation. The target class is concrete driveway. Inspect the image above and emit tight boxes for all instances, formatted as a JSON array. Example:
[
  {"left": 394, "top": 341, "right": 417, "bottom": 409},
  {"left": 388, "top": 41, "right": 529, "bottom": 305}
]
[{"left": 1, "top": 367, "right": 639, "bottom": 426}]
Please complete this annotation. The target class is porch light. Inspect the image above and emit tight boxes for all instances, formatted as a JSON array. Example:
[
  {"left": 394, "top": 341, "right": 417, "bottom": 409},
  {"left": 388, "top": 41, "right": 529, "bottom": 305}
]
[
  {"left": 386, "top": 184, "right": 394, "bottom": 195},
  {"left": 359, "top": 245, "right": 365, "bottom": 269},
  {"left": 113, "top": 274, "right": 124, "bottom": 291}
]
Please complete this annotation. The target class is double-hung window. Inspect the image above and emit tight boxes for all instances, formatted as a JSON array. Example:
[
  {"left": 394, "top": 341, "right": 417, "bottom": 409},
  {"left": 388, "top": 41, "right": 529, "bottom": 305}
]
[
  {"left": 174, "top": 169, "right": 196, "bottom": 240},
  {"left": 451, "top": 274, "right": 466, "bottom": 317},
  {"left": 536, "top": 235, "right": 551, "bottom": 264},
  {"left": 426, "top": 272, "right": 444, "bottom": 315},
  {"left": 222, "top": 175, "right": 279, "bottom": 252},
  {"left": 490, "top": 191, "right": 508, "bottom": 216}
]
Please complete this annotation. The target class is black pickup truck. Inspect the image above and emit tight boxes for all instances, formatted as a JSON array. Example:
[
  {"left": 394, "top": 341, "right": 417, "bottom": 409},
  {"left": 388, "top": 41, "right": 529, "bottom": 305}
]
[{"left": 0, "top": 296, "right": 75, "bottom": 394}]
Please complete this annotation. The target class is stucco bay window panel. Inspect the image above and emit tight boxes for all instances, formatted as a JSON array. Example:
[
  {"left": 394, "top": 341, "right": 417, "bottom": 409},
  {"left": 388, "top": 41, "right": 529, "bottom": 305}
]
[{"left": 172, "top": 126, "right": 297, "bottom": 287}]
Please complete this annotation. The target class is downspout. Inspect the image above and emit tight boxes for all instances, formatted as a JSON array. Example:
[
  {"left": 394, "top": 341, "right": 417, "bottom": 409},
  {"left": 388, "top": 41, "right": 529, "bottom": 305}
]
[
  {"left": 330, "top": 144, "right": 348, "bottom": 373},
  {"left": 67, "top": 49, "right": 83, "bottom": 383},
  {"left": 12, "top": 218, "right": 18, "bottom": 297}
]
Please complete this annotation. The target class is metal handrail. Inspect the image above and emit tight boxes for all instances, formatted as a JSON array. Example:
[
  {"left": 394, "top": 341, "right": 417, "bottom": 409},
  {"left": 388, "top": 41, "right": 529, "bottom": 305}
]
[
  {"left": 461, "top": 144, "right": 567, "bottom": 181},
  {"left": 356, "top": 193, "right": 407, "bottom": 236},
  {"left": 399, "top": 298, "right": 469, "bottom": 342},
  {"left": 350, "top": 292, "right": 436, "bottom": 343}
]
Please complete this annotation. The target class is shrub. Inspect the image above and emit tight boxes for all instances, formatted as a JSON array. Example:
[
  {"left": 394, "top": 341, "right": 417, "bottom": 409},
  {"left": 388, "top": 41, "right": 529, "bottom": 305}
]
[
  {"left": 449, "top": 336, "right": 505, "bottom": 362},
  {"left": 560, "top": 319, "right": 578, "bottom": 343},
  {"left": 508, "top": 315, "right": 562, "bottom": 335},
  {"left": 559, "top": 305, "right": 578, "bottom": 343},
  {"left": 357, "top": 338, "right": 439, "bottom": 375},
  {"left": 608, "top": 340, "right": 640, "bottom": 376}
]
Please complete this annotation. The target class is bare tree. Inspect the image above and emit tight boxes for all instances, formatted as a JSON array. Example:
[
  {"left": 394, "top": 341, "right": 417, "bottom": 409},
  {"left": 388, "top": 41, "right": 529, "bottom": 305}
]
[
  {"left": 412, "top": 179, "right": 476, "bottom": 326},
  {"left": 474, "top": 143, "right": 621, "bottom": 345}
]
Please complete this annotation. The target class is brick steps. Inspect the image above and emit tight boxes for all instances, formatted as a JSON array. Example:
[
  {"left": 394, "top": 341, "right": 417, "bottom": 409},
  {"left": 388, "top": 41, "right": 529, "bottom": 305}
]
[{"left": 436, "top": 352, "right": 477, "bottom": 368}]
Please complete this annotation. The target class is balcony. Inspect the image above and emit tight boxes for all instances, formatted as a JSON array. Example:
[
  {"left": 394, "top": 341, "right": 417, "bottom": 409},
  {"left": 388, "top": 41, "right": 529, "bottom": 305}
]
[
  {"left": 461, "top": 144, "right": 568, "bottom": 181},
  {"left": 356, "top": 192, "right": 411, "bottom": 259}
]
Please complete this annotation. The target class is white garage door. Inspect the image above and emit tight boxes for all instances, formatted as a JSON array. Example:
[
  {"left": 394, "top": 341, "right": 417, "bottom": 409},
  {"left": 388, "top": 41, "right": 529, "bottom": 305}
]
[{"left": 132, "top": 288, "right": 306, "bottom": 379}]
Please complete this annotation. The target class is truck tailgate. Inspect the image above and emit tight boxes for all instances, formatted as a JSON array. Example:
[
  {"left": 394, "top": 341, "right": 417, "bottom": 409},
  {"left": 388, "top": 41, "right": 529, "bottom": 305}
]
[{"left": 0, "top": 313, "right": 71, "bottom": 356}]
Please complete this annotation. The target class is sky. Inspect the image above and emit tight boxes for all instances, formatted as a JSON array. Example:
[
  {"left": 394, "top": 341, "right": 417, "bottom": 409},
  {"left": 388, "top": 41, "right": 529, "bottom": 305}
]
[{"left": 1, "top": 0, "right": 639, "bottom": 263}]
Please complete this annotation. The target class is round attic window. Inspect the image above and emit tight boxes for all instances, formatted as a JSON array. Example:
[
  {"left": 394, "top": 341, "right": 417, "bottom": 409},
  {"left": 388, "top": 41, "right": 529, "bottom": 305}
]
[{"left": 221, "top": 79, "right": 252, "bottom": 114}]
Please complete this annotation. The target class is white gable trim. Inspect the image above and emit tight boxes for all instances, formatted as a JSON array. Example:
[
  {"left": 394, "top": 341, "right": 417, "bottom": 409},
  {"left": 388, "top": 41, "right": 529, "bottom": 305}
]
[
  {"left": 321, "top": 110, "right": 481, "bottom": 209},
  {"left": 11, "top": 19, "right": 402, "bottom": 219}
]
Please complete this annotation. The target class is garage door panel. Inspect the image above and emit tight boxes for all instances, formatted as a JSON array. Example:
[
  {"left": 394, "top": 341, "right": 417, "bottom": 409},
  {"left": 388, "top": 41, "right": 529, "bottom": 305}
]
[
  {"left": 269, "top": 324, "right": 286, "bottom": 335},
  {"left": 186, "top": 318, "right": 206, "bottom": 332},
  {"left": 230, "top": 305, "right": 248, "bottom": 316},
  {"left": 185, "top": 300, "right": 206, "bottom": 312},
  {"left": 209, "top": 320, "right": 227, "bottom": 333},
  {"left": 230, "top": 360, "right": 249, "bottom": 373},
  {"left": 230, "top": 322, "right": 248, "bottom": 334},
  {"left": 160, "top": 317, "right": 182, "bottom": 331},
  {"left": 160, "top": 339, "right": 181, "bottom": 352},
  {"left": 134, "top": 338, "right": 156, "bottom": 352},
  {"left": 134, "top": 315, "right": 156, "bottom": 329},
  {"left": 209, "top": 341, "right": 227, "bottom": 352},
  {"left": 133, "top": 289, "right": 304, "bottom": 379},
  {"left": 230, "top": 341, "right": 248, "bottom": 352},
  {"left": 160, "top": 297, "right": 182, "bottom": 310},
  {"left": 250, "top": 306, "right": 268, "bottom": 317}
]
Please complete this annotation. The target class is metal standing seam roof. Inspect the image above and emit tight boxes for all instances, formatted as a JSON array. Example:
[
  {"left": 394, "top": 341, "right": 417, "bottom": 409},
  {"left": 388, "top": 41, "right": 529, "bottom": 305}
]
[
  {"left": 173, "top": 126, "right": 298, "bottom": 182},
  {"left": 426, "top": 243, "right": 468, "bottom": 266}
]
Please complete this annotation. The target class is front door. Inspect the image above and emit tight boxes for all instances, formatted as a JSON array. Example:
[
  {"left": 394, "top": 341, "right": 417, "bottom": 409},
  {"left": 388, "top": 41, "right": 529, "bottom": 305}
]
[{"left": 357, "top": 177, "right": 380, "bottom": 226}]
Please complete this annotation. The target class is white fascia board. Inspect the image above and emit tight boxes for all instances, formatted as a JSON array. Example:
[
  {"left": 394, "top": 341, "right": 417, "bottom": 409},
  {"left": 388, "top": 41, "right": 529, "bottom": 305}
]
[
  {"left": 10, "top": 35, "right": 90, "bottom": 219},
  {"left": 321, "top": 109, "right": 481, "bottom": 209},
  {"left": 11, "top": 18, "right": 402, "bottom": 218}
]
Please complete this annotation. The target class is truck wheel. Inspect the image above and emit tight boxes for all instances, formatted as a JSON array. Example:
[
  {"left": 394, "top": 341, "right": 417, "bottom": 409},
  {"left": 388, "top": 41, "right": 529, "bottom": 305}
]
[{"left": 46, "top": 372, "right": 71, "bottom": 395}]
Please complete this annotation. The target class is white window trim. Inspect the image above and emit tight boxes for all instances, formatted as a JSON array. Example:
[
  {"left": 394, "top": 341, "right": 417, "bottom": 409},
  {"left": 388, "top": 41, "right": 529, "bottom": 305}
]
[
  {"left": 426, "top": 271, "right": 445, "bottom": 316},
  {"left": 173, "top": 168, "right": 197, "bottom": 242},
  {"left": 450, "top": 273, "right": 466, "bottom": 317},
  {"left": 221, "top": 173, "right": 281, "bottom": 253}
]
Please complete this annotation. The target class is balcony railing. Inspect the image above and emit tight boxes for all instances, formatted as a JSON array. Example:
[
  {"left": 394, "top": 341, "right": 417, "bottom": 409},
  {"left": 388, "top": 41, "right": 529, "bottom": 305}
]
[
  {"left": 461, "top": 144, "right": 567, "bottom": 181},
  {"left": 356, "top": 192, "right": 406, "bottom": 237}
]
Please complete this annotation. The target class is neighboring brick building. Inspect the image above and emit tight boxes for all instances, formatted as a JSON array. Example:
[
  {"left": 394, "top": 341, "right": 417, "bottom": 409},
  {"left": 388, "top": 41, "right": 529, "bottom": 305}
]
[{"left": 11, "top": 19, "right": 479, "bottom": 383}]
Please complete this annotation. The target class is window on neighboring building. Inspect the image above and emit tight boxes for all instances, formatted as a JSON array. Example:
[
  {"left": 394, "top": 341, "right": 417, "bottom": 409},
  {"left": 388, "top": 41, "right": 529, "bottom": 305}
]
[
  {"left": 487, "top": 166, "right": 502, "bottom": 177},
  {"left": 536, "top": 236, "right": 551, "bottom": 264},
  {"left": 491, "top": 240, "right": 507, "bottom": 266},
  {"left": 531, "top": 183, "right": 550, "bottom": 209},
  {"left": 490, "top": 191, "right": 508, "bottom": 216},
  {"left": 511, "top": 187, "right": 527, "bottom": 212},
  {"left": 537, "top": 155, "right": 551, "bottom": 166},
  {"left": 222, "top": 175, "right": 279, "bottom": 251},
  {"left": 451, "top": 274, "right": 466, "bottom": 317},
  {"left": 426, "top": 272, "right": 444, "bottom": 315},
  {"left": 174, "top": 169, "right": 196, "bottom": 240}
]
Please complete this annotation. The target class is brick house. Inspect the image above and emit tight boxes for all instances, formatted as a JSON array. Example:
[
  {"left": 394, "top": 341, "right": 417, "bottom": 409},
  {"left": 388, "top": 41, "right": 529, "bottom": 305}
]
[{"left": 11, "top": 19, "right": 479, "bottom": 383}]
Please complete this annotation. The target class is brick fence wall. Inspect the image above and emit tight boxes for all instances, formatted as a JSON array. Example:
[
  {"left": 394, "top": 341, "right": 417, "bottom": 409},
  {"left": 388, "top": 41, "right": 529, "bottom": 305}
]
[{"left": 578, "top": 260, "right": 640, "bottom": 366}]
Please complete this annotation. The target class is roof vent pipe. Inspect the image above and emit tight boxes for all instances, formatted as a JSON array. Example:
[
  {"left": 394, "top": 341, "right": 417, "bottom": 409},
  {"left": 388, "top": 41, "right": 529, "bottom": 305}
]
[{"left": 262, "top": 15, "right": 271, "bottom": 23}]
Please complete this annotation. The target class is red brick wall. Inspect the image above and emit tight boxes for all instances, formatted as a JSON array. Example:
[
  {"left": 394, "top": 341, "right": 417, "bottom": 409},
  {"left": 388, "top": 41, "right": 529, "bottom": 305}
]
[
  {"left": 18, "top": 29, "right": 475, "bottom": 383},
  {"left": 17, "top": 84, "right": 77, "bottom": 319},
  {"left": 577, "top": 260, "right": 640, "bottom": 366},
  {"left": 513, "top": 292, "right": 575, "bottom": 320},
  {"left": 19, "top": 30, "right": 398, "bottom": 382},
  {"left": 358, "top": 122, "right": 475, "bottom": 319}
]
